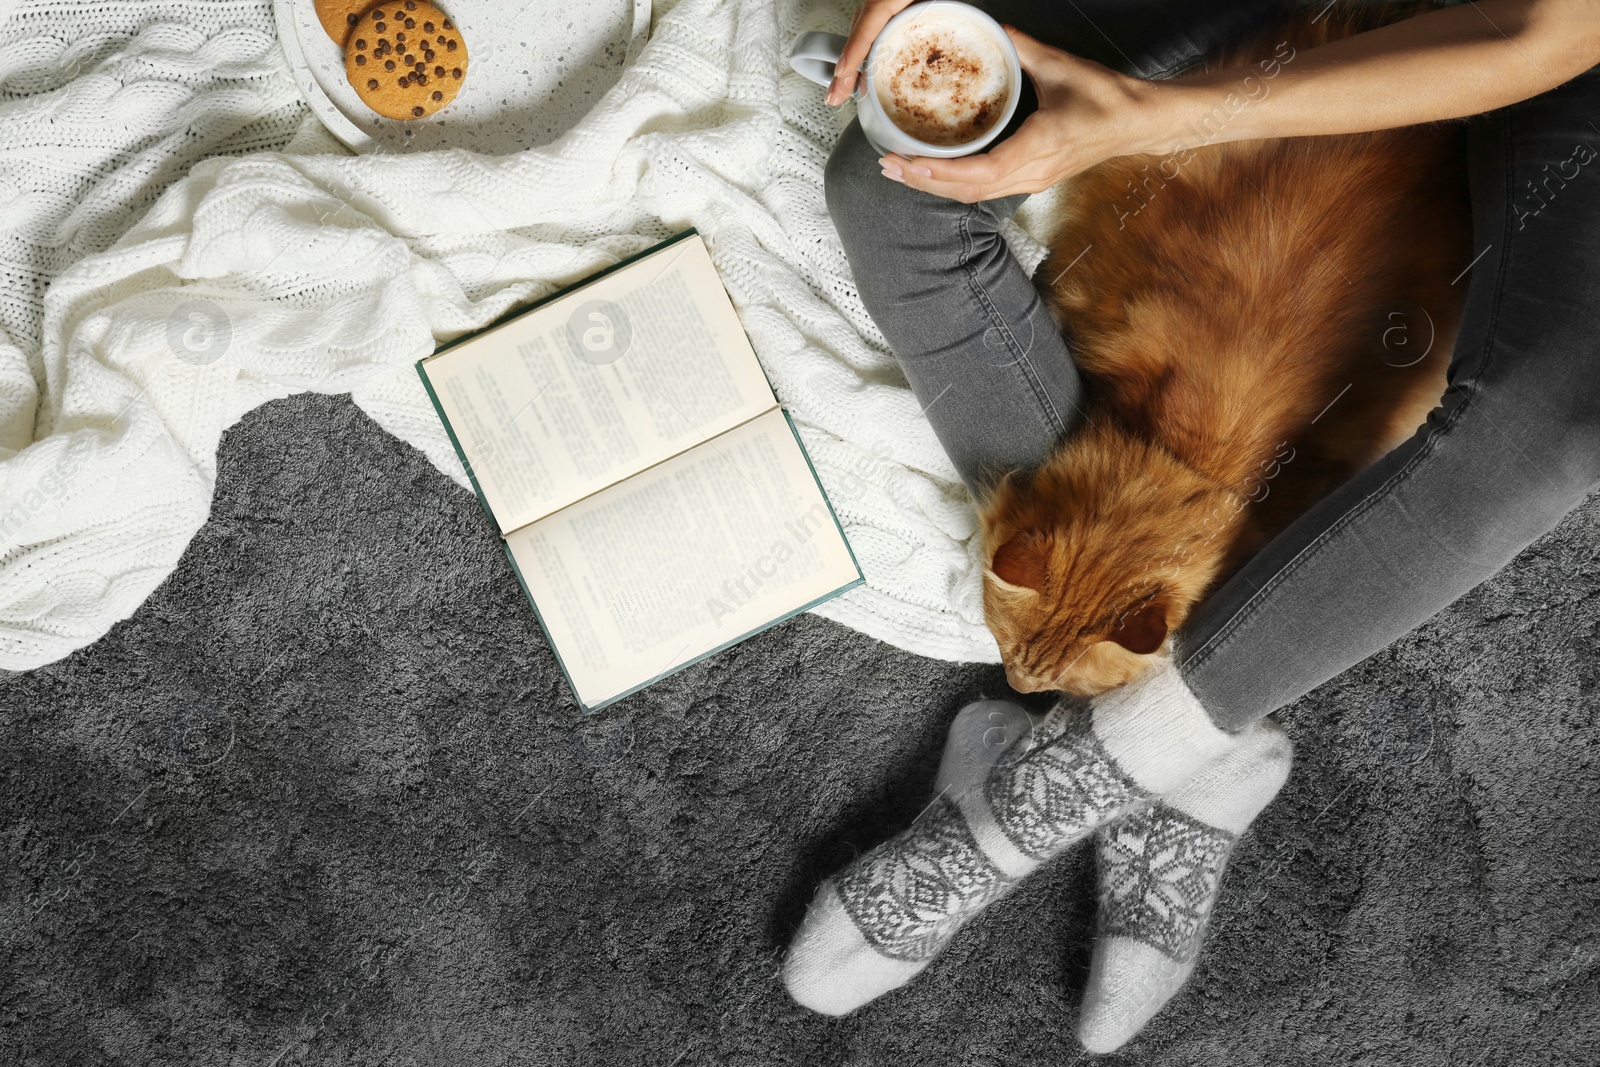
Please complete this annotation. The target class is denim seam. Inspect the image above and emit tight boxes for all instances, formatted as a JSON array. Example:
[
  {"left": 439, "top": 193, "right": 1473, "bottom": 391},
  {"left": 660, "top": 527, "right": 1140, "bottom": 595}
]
[
  {"left": 1180, "top": 107, "right": 1516, "bottom": 676},
  {"left": 1146, "top": 56, "right": 1202, "bottom": 81},
  {"left": 956, "top": 206, "right": 1065, "bottom": 438}
]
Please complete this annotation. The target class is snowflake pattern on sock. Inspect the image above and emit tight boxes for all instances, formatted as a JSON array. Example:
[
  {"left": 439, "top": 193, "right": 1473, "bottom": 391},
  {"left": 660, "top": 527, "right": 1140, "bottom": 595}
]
[
  {"left": 833, "top": 793, "right": 1016, "bottom": 962},
  {"left": 985, "top": 708, "right": 1144, "bottom": 860},
  {"left": 1095, "top": 802, "right": 1236, "bottom": 960}
]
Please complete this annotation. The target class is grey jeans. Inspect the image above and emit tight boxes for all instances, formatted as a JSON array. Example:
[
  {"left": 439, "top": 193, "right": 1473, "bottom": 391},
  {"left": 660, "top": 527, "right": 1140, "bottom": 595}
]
[{"left": 824, "top": 2, "right": 1600, "bottom": 729}]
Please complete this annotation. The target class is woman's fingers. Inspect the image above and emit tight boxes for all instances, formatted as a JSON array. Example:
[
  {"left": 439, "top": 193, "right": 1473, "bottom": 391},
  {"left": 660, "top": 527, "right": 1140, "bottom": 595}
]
[
  {"left": 879, "top": 145, "right": 1039, "bottom": 203},
  {"left": 829, "top": 0, "right": 912, "bottom": 104},
  {"left": 878, "top": 117, "right": 1055, "bottom": 201},
  {"left": 829, "top": 4, "right": 865, "bottom": 102}
]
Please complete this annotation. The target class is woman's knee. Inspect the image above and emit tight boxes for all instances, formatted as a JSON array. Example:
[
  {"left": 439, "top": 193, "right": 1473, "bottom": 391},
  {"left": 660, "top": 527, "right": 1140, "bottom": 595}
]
[
  {"left": 822, "top": 121, "right": 878, "bottom": 229},
  {"left": 823, "top": 121, "right": 1032, "bottom": 313},
  {"left": 822, "top": 120, "right": 943, "bottom": 269}
]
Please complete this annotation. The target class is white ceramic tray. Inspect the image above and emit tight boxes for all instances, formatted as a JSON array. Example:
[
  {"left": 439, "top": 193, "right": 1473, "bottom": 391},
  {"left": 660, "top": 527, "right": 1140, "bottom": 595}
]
[{"left": 274, "top": 0, "right": 652, "bottom": 153}]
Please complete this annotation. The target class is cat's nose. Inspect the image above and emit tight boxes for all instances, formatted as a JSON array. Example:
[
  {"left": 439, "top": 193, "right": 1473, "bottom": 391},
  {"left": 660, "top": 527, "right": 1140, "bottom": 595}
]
[{"left": 1005, "top": 665, "right": 1043, "bottom": 693}]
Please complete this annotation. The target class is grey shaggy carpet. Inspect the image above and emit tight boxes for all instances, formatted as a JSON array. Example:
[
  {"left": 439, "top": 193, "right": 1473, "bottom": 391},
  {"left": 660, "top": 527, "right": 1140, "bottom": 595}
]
[{"left": 3, "top": 393, "right": 1598, "bottom": 1066}]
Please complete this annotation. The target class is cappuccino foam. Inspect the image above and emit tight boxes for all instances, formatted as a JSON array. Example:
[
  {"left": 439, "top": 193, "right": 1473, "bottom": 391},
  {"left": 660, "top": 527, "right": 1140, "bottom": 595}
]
[{"left": 873, "top": 14, "right": 1010, "bottom": 147}]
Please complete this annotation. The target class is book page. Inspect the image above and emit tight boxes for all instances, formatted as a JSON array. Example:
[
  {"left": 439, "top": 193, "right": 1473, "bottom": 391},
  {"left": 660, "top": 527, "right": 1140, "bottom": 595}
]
[
  {"left": 421, "top": 236, "right": 776, "bottom": 532},
  {"left": 505, "top": 408, "right": 861, "bottom": 709}
]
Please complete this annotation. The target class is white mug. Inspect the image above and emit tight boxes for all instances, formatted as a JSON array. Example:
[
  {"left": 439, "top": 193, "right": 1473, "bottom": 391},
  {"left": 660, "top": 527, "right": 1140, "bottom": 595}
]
[{"left": 788, "top": 1, "right": 1022, "bottom": 158}]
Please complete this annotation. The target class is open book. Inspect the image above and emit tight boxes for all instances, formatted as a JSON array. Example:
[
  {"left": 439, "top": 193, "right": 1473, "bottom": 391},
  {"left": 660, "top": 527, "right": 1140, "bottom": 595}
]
[{"left": 417, "top": 231, "right": 862, "bottom": 711}]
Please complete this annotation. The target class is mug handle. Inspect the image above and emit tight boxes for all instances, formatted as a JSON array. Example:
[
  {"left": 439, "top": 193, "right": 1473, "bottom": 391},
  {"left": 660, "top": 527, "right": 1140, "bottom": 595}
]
[{"left": 788, "top": 31, "right": 856, "bottom": 92}]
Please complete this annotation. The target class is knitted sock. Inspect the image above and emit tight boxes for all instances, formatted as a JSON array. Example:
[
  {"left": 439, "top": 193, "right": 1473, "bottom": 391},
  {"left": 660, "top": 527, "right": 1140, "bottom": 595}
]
[
  {"left": 782, "top": 657, "right": 1238, "bottom": 1016},
  {"left": 1077, "top": 719, "right": 1293, "bottom": 1053}
]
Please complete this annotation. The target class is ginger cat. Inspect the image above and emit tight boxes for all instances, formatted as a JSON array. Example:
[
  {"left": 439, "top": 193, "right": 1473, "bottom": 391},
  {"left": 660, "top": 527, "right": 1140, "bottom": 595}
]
[{"left": 981, "top": 2, "right": 1471, "bottom": 696}]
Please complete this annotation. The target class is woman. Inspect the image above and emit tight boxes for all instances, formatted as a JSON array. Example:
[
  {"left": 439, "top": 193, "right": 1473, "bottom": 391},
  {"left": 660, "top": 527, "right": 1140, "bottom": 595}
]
[{"left": 782, "top": 0, "right": 1600, "bottom": 1049}]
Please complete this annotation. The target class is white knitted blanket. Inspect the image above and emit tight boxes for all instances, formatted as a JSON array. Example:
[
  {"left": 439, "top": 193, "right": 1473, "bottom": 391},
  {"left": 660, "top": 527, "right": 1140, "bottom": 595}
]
[{"left": 0, "top": 0, "right": 1057, "bottom": 671}]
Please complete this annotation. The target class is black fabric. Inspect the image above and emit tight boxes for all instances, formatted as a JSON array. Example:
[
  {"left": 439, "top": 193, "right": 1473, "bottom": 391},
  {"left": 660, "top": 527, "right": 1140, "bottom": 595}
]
[{"left": 976, "top": 0, "right": 1301, "bottom": 75}]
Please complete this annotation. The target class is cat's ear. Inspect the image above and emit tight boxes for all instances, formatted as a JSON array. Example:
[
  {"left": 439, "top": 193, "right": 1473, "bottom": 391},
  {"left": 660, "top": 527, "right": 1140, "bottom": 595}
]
[
  {"left": 1107, "top": 594, "right": 1170, "bottom": 655},
  {"left": 987, "top": 535, "right": 1046, "bottom": 593}
]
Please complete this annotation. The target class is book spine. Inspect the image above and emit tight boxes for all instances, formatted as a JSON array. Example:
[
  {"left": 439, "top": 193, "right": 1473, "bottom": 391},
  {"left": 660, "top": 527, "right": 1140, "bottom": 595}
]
[
  {"left": 780, "top": 408, "right": 865, "bottom": 585},
  {"left": 414, "top": 359, "right": 505, "bottom": 535}
]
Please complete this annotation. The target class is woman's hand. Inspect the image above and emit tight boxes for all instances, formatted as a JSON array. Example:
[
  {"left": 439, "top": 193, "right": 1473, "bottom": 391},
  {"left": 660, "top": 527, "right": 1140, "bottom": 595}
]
[
  {"left": 826, "top": 0, "right": 916, "bottom": 105},
  {"left": 880, "top": 26, "right": 1165, "bottom": 203},
  {"left": 880, "top": 0, "right": 1600, "bottom": 203}
]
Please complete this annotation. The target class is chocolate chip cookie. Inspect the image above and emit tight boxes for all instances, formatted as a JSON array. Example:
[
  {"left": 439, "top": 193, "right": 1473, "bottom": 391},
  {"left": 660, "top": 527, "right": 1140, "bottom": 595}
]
[{"left": 345, "top": 1, "right": 468, "bottom": 121}]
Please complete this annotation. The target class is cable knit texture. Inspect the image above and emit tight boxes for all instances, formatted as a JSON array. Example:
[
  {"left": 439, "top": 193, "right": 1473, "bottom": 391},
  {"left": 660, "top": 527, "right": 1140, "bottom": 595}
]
[{"left": 0, "top": 0, "right": 1061, "bottom": 669}]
